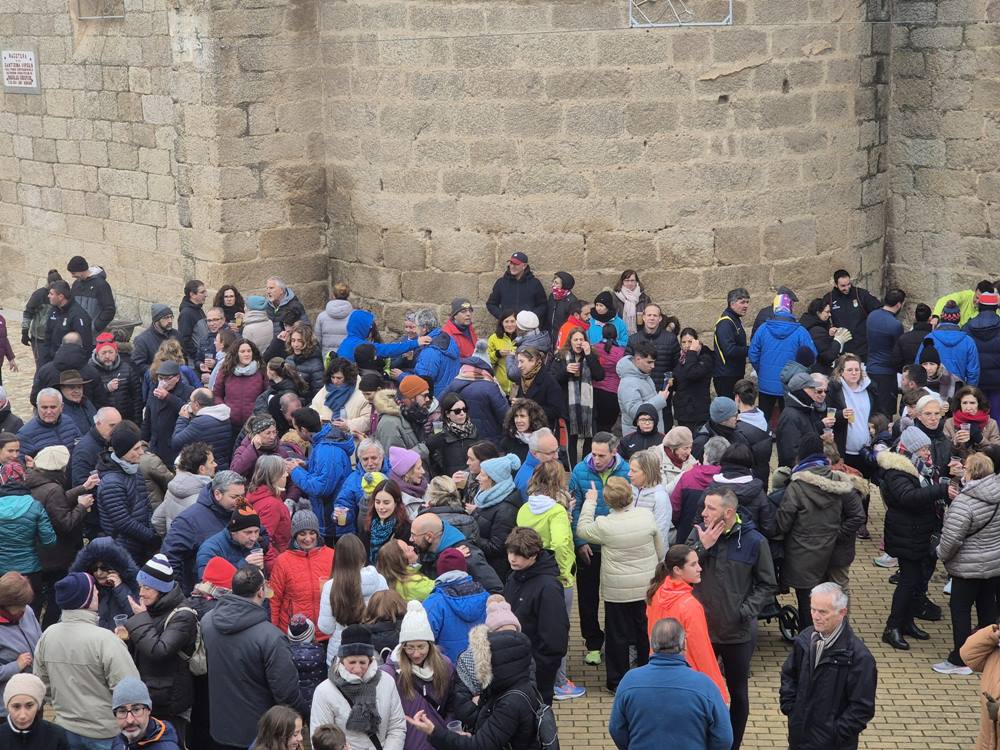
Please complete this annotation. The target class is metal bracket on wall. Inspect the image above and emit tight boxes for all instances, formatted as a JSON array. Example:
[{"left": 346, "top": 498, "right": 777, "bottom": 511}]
[
  {"left": 629, "top": 0, "right": 733, "bottom": 28},
  {"left": 75, "top": 0, "right": 125, "bottom": 21}
]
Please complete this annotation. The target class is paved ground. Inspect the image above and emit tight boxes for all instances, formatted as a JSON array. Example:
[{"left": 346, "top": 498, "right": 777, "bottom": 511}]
[{"left": 0, "top": 345, "right": 982, "bottom": 748}]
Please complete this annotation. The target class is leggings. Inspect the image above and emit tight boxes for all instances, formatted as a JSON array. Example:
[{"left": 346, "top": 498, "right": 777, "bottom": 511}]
[
  {"left": 713, "top": 626, "right": 757, "bottom": 750},
  {"left": 948, "top": 577, "right": 999, "bottom": 666}
]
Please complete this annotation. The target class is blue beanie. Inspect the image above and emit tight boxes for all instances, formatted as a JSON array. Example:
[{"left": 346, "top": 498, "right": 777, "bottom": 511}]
[
  {"left": 247, "top": 295, "right": 267, "bottom": 311},
  {"left": 481, "top": 454, "right": 521, "bottom": 484},
  {"left": 54, "top": 572, "right": 95, "bottom": 611}
]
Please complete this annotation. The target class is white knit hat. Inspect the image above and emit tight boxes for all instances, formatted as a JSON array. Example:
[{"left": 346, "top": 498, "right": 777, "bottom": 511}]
[{"left": 398, "top": 600, "right": 435, "bottom": 643}]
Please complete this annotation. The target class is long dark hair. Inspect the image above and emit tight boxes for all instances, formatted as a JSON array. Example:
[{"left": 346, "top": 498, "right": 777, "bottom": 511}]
[
  {"left": 329, "top": 535, "right": 366, "bottom": 626},
  {"left": 220, "top": 339, "right": 264, "bottom": 379},
  {"left": 213, "top": 284, "right": 245, "bottom": 314},
  {"left": 602, "top": 323, "right": 618, "bottom": 353},
  {"left": 646, "top": 544, "right": 695, "bottom": 604},
  {"left": 267, "top": 357, "right": 308, "bottom": 395},
  {"left": 252, "top": 705, "right": 300, "bottom": 750},
  {"left": 495, "top": 310, "right": 518, "bottom": 339},
  {"left": 364, "top": 479, "right": 409, "bottom": 532}
]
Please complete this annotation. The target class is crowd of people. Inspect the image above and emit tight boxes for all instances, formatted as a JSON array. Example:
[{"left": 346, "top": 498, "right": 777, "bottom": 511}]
[{"left": 0, "top": 253, "right": 999, "bottom": 749}]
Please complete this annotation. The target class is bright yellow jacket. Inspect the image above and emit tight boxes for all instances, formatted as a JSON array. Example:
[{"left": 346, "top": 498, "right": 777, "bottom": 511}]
[
  {"left": 933, "top": 289, "right": 978, "bottom": 326},
  {"left": 487, "top": 333, "right": 516, "bottom": 395},
  {"left": 393, "top": 568, "right": 435, "bottom": 601},
  {"left": 517, "top": 496, "right": 576, "bottom": 588}
]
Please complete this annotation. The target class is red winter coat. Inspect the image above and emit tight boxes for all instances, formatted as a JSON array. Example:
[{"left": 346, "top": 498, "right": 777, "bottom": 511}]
[
  {"left": 269, "top": 544, "right": 335, "bottom": 638},
  {"left": 212, "top": 369, "right": 267, "bottom": 428},
  {"left": 245, "top": 485, "right": 292, "bottom": 554}
]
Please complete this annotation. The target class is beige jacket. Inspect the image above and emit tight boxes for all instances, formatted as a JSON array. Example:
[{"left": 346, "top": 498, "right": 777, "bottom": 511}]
[
  {"left": 576, "top": 499, "right": 664, "bottom": 603},
  {"left": 961, "top": 624, "right": 1000, "bottom": 750},
  {"left": 944, "top": 416, "right": 1000, "bottom": 459},
  {"left": 34, "top": 608, "right": 139, "bottom": 739},
  {"left": 310, "top": 376, "right": 372, "bottom": 435}
]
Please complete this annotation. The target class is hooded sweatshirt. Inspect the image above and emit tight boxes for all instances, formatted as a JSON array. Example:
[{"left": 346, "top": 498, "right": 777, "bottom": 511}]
[
  {"left": 616, "top": 356, "right": 667, "bottom": 435},
  {"left": 315, "top": 299, "right": 354, "bottom": 358},
  {"left": 424, "top": 571, "right": 489, "bottom": 662},
  {"left": 518, "top": 495, "right": 575, "bottom": 587},
  {"left": 339, "top": 310, "right": 421, "bottom": 363}
]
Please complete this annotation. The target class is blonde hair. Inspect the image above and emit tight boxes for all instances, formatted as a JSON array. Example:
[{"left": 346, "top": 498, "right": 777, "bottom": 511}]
[
  {"left": 629, "top": 449, "right": 662, "bottom": 489},
  {"left": 149, "top": 339, "right": 185, "bottom": 379},
  {"left": 966, "top": 453, "right": 995, "bottom": 481},
  {"left": 832, "top": 353, "right": 863, "bottom": 382},
  {"left": 526, "top": 461, "right": 572, "bottom": 509},
  {"left": 604, "top": 476, "right": 633, "bottom": 510}
]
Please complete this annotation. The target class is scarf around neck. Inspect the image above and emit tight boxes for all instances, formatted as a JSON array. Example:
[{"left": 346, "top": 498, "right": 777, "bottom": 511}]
[
  {"left": 664, "top": 446, "right": 687, "bottom": 469},
  {"left": 234, "top": 361, "right": 259, "bottom": 377},
  {"left": 446, "top": 419, "right": 477, "bottom": 440},
  {"left": 391, "top": 469, "right": 428, "bottom": 499},
  {"left": 953, "top": 409, "right": 989, "bottom": 428},
  {"left": 551, "top": 286, "right": 570, "bottom": 301},
  {"left": 520, "top": 360, "right": 542, "bottom": 394},
  {"left": 332, "top": 661, "right": 382, "bottom": 736},
  {"left": 368, "top": 516, "right": 396, "bottom": 564},
  {"left": 110, "top": 452, "right": 139, "bottom": 475},
  {"left": 565, "top": 352, "right": 594, "bottom": 438},
  {"left": 475, "top": 477, "right": 516, "bottom": 509},
  {"left": 324, "top": 383, "right": 355, "bottom": 415},
  {"left": 615, "top": 286, "right": 642, "bottom": 335}
]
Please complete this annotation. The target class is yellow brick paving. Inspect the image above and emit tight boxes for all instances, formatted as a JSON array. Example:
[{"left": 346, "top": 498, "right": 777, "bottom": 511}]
[{"left": 1, "top": 355, "right": 980, "bottom": 748}]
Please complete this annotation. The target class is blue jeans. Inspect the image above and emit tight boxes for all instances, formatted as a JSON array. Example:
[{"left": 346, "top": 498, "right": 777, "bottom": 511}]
[{"left": 64, "top": 731, "right": 114, "bottom": 750}]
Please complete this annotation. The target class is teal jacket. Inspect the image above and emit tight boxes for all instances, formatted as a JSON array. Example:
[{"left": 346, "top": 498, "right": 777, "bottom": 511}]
[
  {"left": 569, "top": 453, "right": 631, "bottom": 549},
  {"left": 0, "top": 490, "right": 56, "bottom": 573}
]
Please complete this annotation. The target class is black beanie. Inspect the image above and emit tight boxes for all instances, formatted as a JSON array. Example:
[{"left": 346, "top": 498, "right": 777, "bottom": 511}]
[
  {"left": 339, "top": 624, "right": 375, "bottom": 659},
  {"left": 110, "top": 426, "right": 142, "bottom": 459},
  {"left": 67, "top": 256, "right": 88, "bottom": 273},
  {"left": 919, "top": 343, "right": 941, "bottom": 365}
]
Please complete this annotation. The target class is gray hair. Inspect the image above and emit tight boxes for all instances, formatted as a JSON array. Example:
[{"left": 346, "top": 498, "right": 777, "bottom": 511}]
[
  {"left": 425, "top": 476, "right": 462, "bottom": 509},
  {"left": 527, "top": 427, "right": 556, "bottom": 453},
  {"left": 811, "top": 581, "right": 849, "bottom": 611},
  {"left": 278, "top": 392, "right": 302, "bottom": 414},
  {"left": 727, "top": 287, "right": 750, "bottom": 305},
  {"left": 37, "top": 388, "right": 63, "bottom": 404},
  {"left": 266, "top": 276, "right": 287, "bottom": 290},
  {"left": 211, "top": 469, "right": 246, "bottom": 495},
  {"left": 94, "top": 406, "right": 121, "bottom": 425},
  {"left": 650, "top": 617, "right": 686, "bottom": 654},
  {"left": 414, "top": 308, "right": 439, "bottom": 334},
  {"left": 592, "top": 431, "right": 620, "bottom": 452},
  {"left": 702, "top": 436, "right": 729, "bottom": 466},
  {"left": 249, "top": 455, "right": 285, "bottom": 494},
  {"left": 356, "top": 437, "right": 385, "bottom": 458}
]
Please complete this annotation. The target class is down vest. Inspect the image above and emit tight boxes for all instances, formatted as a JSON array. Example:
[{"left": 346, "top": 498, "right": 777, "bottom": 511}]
[
  {"left": 937, "top": 473, "right": 1000, "bottom": 579},
  {"left": 877, "top": 450, "right": 948, "bottom": 560},
  {"left": 269, "top": 542, "right": 334, "bottom": 637}
]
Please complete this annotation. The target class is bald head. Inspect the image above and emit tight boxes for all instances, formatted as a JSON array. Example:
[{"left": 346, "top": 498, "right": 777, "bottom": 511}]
[
  {"left": 410, "top": 513, "right": 443, "bottom": 553},
  {"left": 62, "top": 332, "right": 82, "bottom": 345},
  {"left": 94, "top": 407, "right": 122, "bottom": 440}
]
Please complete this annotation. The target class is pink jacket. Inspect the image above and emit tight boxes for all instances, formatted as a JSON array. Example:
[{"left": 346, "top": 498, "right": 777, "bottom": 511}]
[
  {"left": 212, "top": 370, "right": 267, "bottom": 427},
  {"left": 594, "top": 343, "right": 625, "bottom": 393},
  {"left": 669, "top": 463, "right": 720, "bottom": 516}
]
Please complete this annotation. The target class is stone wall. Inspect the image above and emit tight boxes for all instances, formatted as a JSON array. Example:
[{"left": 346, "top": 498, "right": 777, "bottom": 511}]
[
  {"left": 886, "top": 0, "right": 1000, "bottom": 307},
  {"left": 322, "top": 0, "right": 887, "bottom": 334}
]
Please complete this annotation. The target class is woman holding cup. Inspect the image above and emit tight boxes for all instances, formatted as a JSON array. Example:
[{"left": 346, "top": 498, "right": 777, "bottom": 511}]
[
  {"left": 945, "top": 386, "right": 1000, "bottom": 460},
  {"left": 552, "top": 329, "right": 604, "bottom": 466},
  {"left": 827, "top": 353, "right": 879, "bottom": 477}
]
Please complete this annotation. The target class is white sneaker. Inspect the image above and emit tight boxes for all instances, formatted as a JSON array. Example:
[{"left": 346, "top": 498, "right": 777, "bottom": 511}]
[
  {"left": 944, "top": 578, "right": 952, "bottom": 595},
  {"left": 932, "top": 661, "right": 973, "bottom": 676},
  {"left": 874, "top": 553, "right": 898, "bottom": 568}
]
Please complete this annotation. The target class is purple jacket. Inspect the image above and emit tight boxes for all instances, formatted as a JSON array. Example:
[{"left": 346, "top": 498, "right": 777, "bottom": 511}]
[
  {"left": 0, "top": 314, "right": 14, "bottom": 364},
  {"left": 382, "top": 653, "right": 456, "bottom": 750},
  {"left": 212, "top": 370, "right": 267, "bottom": 427}
]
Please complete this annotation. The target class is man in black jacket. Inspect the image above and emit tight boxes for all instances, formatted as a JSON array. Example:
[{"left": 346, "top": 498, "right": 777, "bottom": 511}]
[
  {"left": 132, "top": 304, "right": 179, "bottom": 374},
  {"left": 779, "top": 583, "right": 877, "bottom": 750},
  {"left": 21, "top": 269, "right": 62, "bottom": 365},
  {"left": 687, "top": 487, "right": 776, "bottom": 750},
  {"left": 67, "top": 255, "right": 116, "bottom": 333},
  {"left": 42, "top": 281, "right": 93, "bottom": 365},
  {"left": 202, "top": 566, "right": 305, "bottom": 749},
  {"left": 713, "top": 288, "right": 750, "bottom": 399},
  {"left": 177, "top": 279, "right": 208, "bottom": 366},
  {"left": 70, "top": 406, "right": 122, "bottom": 487},
  {"left": 892, "top": 304, "right": 932, "bottom": 372},
  {"left": 485, "top": 252, "right": 547, "bottom": 324},
  {"left": 503, "top": 527, "right": 571, "bottom": 705},
  {"left": 627, "top": 303, "right": 680, "bottom": 430},
  {"left": 822, "top": 269, "right": 881, "bottom": 359}
]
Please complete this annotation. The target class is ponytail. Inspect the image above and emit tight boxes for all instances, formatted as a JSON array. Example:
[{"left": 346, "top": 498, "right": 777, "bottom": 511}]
[{"left": 646, "top": 544, "right": 695, "bottom": 604}]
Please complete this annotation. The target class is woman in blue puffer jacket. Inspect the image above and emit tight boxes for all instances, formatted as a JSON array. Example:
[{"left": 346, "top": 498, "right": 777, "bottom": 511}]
[{"left": 0, "top": 463, "right": 56, "bottom": 600}]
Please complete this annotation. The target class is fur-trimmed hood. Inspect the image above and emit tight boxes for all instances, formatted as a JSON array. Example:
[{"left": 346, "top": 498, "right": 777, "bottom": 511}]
[
  {"left": 373, "top": 388, "right": 400, "bottom": 417},
  {"left": 466, "top": 624, "right": 492, "bottom": 688},
  {"left": 70, "top": 536, "right": 140, "bottom": 582},
  {"left": 790, "top": 466, "right": 856, "bottom": 495},
  {"left": 877, "top": 449, "right": 920, "bottom": 478}
]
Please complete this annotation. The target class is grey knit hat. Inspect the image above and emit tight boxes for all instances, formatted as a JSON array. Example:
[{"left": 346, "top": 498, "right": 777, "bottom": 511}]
[
  {"left": 899, "top": 426, "right": 931, "bottom": 453},
  {"left": 112, "top": 677, "right": 152, "bottom": 711},
  {"left": 291, "top": 509, "right": 320, "bottom": 539},
  {"left": 150, "top": 303, "right": 172, "bottom": 323}
]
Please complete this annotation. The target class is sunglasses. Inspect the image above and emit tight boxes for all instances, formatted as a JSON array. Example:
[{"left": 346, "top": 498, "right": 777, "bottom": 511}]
[{"left": 448, "top": 407, "right": 467, "bottom": 415}]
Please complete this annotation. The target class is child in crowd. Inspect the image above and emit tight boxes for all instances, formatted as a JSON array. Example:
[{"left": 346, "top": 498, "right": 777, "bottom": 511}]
[{"left": 287, "top": 614, "right": 327, "bottom": 711}]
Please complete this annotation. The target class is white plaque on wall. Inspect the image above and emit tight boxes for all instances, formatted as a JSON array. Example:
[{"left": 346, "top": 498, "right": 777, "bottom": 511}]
[{"left": 2, "top": 49, "right": 41, "bottom": 94}]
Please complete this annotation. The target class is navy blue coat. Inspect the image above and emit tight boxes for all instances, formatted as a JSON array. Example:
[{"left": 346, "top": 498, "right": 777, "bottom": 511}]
[
  {"left": 70, "top": 536, "right": 140, "bottom": 630},
  {"left": 445, "top": 361, "right": 510, "bottom": 443},
  {"left": 62, "top": 398, "right": 97, "bottom": 436},
  {"left": 70, "top": 427, "right": 107, "bottom": 487},
  {"left": 17, "top": 415, "right": 81, "bottom": 459},
  {"left": 865, "top": 308, "right": 903, "bottom": 376},
  {"left": 965, "top": 310, "right": 1000, "bottom": 391},
  {"left": 161, "top": 483, "right": 233, "bottom": 593},
  {"left": 141, "top": 381, "right": 195, "bottom": 468},
  {"left": 170, "top": 405, "right": 234, "bottom": 471},
  {"left": 713, "top": 307, "right": 749, "bottom": 378},
  {"left": 95, "top": 452, "right": 157, "bottom": 561}
]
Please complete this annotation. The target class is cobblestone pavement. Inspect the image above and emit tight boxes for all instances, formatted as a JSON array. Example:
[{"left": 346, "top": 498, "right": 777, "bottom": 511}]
[{"left": 0, "top": 349, "right": 981, "bottom": 749}]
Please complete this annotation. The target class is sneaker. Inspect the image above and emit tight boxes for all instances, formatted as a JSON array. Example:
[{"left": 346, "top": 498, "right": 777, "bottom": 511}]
[
  {"left": 874, "top": 553, "right": 898, "bottom": 568},
  {"left": 553, "top": 681, "right": 587, "bottom": 700},
  {"left": 944, "top": 578, "right": 952, "bottom": 595},
  {"left": 916, "top": 599, "right": 943, "bottom": 622},
  {"left": 585, "top": 649, "right": 602, "bottom": 666},
  {"left": 889, "top": 571, "right": 900, "bottom": 585},
  {"left": 857, "top": 525, "right": 871, "bottom": 540},
  {"left": 932, "top": 660, "right": 973, "bottom": 676}
]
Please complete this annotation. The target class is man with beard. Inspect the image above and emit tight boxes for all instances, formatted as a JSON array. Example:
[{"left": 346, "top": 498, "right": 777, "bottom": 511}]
[
  {"left": 42, "top": 281, "right": 93, "bottom": 365},
  {"left": 110, "top": 677, "right": 182, "bottom": 749},
  {"left": 409, "top": 512, "right": 502, "bottom": 593},
  {"left": 775, "top": 372, "right": 836, "bottom": 468},
  {"left": 132, "top": 304, "right": 180, "bottom": 375},
  {"left": 32, "top": 332, "right": 108, "bottom": 409},
  {"left": 397, "top": 374, "right": 440, "bottom": 446},
  {"left": 90, "top": 332, "right": 142, "bottom": 422}
]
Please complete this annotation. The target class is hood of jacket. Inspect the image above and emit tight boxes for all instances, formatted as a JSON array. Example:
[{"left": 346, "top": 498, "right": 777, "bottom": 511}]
[
  {"left": 649, "top": 575, "right": 694, "bottom": 611},
  {"left": 967, "top": 311, "right": 1000, "bottom": 340},
  {"left": 737, "top": 408, "right": 769, "bottom": 433},
  {"left": 70, "top": 536, "right": 140, "bottom": 581},
  {"left": 761, "top": 315, "right": 801, "bottom": 340},
  {"left": 510, "top": 549, "right": 560, "bottom": 582},
  {"left": 197, "top": 403, "right": 232, "bottom": 422},
  {"left": 23, "top": 467, "right": 65, "bottom": 491},
  {"left": 876, "top": 449, "right": 920, "bottom": 478},
  {"left": 243, "top": 309, "right": 269, "bottom": 325},
  {"left": 517, "top": 329, "right": 550, "bottom": 351},
  {"left": 324, "top": 299, "right": 353, "bottom": 319},
  {"left": 790, "top": 465, "right": 856, "bottom": 508},
  {"left": 427, "top": 329, "right": 460, "bottom": 359},
  {"left": 502, "top": 267, "right": 537, "bottom": 284},
  {"left": 615, "top": 356, "right": 646, "bottom": 380},
  {"left": 783, "top": 388, "right": 822, "bottom": 412},
  {"left": 373, "top": 388, "right": 400, "bottom": 417},
  {"left": 683, "top": 463, "right": 720, "bottom": 486},
  {"left": 273, "top": 287, "right": 298, "bottom": 309},
  {"left": 713, "top": 467, "right": 764, "bottom": 500},
  {"left": 797, "top": 311, "right": 824, "bottom": 332},
  {"left": 52, "top": 342, "right": 89, "bottom": 370},
  {"left": 960, "top": 473, "right": 1000, "bottom": 505},
  {"left": 360, "top": 565, "right": 385, "bottom": 598},
  {"left": 434, "top": 574, "right": 489, "bottom": 623},
  {"left": 527, "top": 494, "right": 559, "bottom": 515},
  {"left": 633, "top": 403, "right": 660, "bottom": 427},
  {"left": 931, "top": 325, "right": 969, "bottom": 350},
  {"left": 167, "top": 471, "right": 211, "bottom": 498},
  {"left": 436, "top": 521, "right": 467, "bottom": 552},
  {"left": 208, "top": 593, "right": 269, "bottom": 634},
  {"left": 179, "top": 297, "right": 203, "bottom": 315},
  {"left": 0, "top": 493, "right": 34, "bottom": 520},
  {"left": 346, "top": 309, "right": 375, "bottom": 339},
  {"left": 314, "top": 423, "right": 356, "bottom": 455}
]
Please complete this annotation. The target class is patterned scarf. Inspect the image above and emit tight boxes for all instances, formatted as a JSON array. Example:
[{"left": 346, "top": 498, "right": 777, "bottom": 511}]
[
  {"left": 615, "top": 286, "right": 643, "bottom": 335},
  {"left": 456, "top": 364, "right": 493, "bottom": 382},
  {"left": 332, "top": 662, "right": 382, "bottom": 736},
  {"left": 551, "top": 286, "right": 570, "bottom": 301},
  {"left": 368, "top": 516, "right": 396, "bottom": 564},
  {"left": 446, "top": 419, "right": 477, "bottom": 440},
  {"left": 519, "top": 360, "right": 542, "bottom": 395},
  {"left": 565, "top": 352, "right": 594, "bottom": 438}
]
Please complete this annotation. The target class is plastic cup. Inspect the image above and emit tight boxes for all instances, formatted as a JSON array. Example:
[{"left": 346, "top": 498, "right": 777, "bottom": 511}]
[
  {"left": 826, "top": 408, "right": 837, "bottom": 420},
  {"left": 113, "top": 614, "right": 128, "bottom": 628},
  {"left": 432, "top": 420, "right": 444, "bottom": 434},
  {"left": 336, "top": 508, "right": 347, "bottom": 526},
  {"left": 447, "top": 721, "right": 464, "bottom": 733}
]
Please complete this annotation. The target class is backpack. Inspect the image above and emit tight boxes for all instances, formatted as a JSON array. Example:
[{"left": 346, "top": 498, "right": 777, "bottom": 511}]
[
  {"left": 163, "top": 606, "right": 207, "bottom": 676},
  {"left": 507, "top": 689, "right": 559, "bottom": 750}
]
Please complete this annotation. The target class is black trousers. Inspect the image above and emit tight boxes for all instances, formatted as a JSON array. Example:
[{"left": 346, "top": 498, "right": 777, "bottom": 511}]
[
  {"left": 36, "top": 569, "right": 66, "bottom": 629},
  {"left": 870, "top": 373, "right": 899, "bottom": 418},
  {"left": 795, "top": 587, "right": 814, "bottom": 631},
  {"left": 567, "top": 437, "right": 592, "bottom": 468},
  {"left": 714, "top": 627, "right": 757, "bottom": 750},
  {"left": 713, "top": 376, "right": 739, "bottom": 400},
  {"left": 758, "top": 393, "right": 784, "bottom": 426},
  {"left": 948, "top": 576, "right": 1000, "bottom": 666},
  {"left": 887, "top": 555, "right": 935, "bottom": 629},
  {"left": 604, "top": 600, "right": 649, "bottom": 691},
  {"left": 576, "top": 546, "right": 604, "bottom": 651},
  {"left": 843, "top": 452, "right": 872, "bottom": 521},
  {"left": 593, "top": 389, "right": 620, "bottom": 434}
]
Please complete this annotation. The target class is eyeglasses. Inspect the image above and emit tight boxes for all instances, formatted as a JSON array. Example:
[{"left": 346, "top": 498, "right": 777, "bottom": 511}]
[
  {"left": 113, "top": 705, "right": 150, "bottom": 719},
  {"left": 813, "top": 388, "right": 828, "bottom": 394},
  {"left": 448, "top": 407, "right": 467, "bottom": 415}
]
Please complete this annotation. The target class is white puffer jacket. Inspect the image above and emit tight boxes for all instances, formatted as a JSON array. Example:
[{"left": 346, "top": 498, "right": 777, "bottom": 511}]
[{"left": 310, "top": 659, "right": 406, "bottom": 750}]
